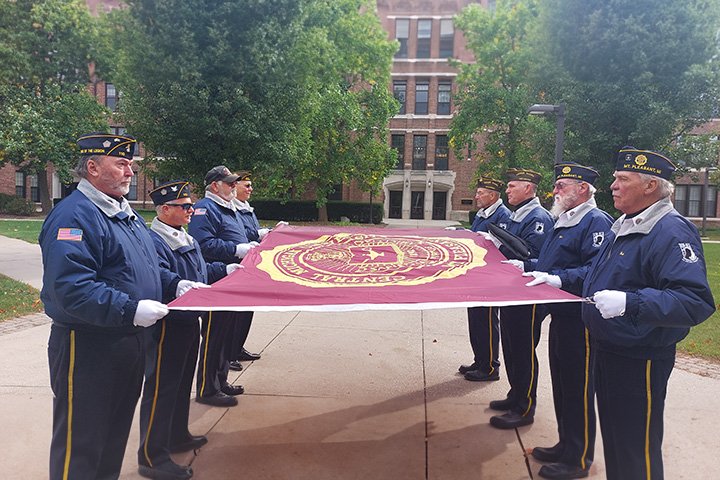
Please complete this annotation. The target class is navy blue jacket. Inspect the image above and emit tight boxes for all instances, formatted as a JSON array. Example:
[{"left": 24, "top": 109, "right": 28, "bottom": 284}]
[
  {"left": 503, "top": 197, "right": 554, "bottom": 260},
  {"left": 582, "top": 200, "right": 715, "bottom": 357},
  {"left": 40, "top": 186, "right": 177, "bottom": 333},
  {"left": 470, "top": 200, "right": 511, "bottom": 233},
  {"left": 188, "top": 196, "right": 251, "bottom": 264}
]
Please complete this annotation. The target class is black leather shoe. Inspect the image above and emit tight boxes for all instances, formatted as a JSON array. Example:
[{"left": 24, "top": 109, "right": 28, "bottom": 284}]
[
  {"left": 221, "top": 383, "right": 245, "bottom": 396},
  {"left": 237, "top": 348, "right": 261, "bottom": 361},
  {"left": 169, "top": 435, "right": 208, "bottom": 453},
  {"left": 138, "top": 460, "right": 192, "bottom": 479},
  {"left": 228, "top": 360, "right": 243, "bottom": 371},
  {"left": 489, "top": 397, "right": 515, "bottom": 411},
  {"left": 532, "top": 443, "right": 564, "bottom": 462},
  {"left": 464, "top": 370, "right": 500, "bottom": 382},
  {"left": 489, "top": 411, "right": 534, "bottom": 429},
  {"left": 458, "top": 363, "right": 479, "bottom": 374},
  {"left": 195, "top": 391, "right": 238, "bottom": 407},
  {"left": 538, "top": 463, "right": 589, "bottom": 479}
]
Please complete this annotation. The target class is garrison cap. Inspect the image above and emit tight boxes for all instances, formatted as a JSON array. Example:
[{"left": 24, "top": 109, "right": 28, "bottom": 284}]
[
  {"left": 235, "top": 171, "right": 252, "bottom": 182},
  {"left": 149, "top": 180, "right": 191, "bottom": 206},
  {"left": 476, "top": 176, "right": 505, "bottom": 192},
  {"left": 204, "top": 165, "right": 240, "bottom": 186},
  {"left": 616, "top": 147, "right": 676, "bottom": 180},
  {"left": 506, "top": 168, "right": 542, "bottom": 185},
  {"left": 77, "top": 132, "right": 136, "bottom": 158},
  {"left": 554, "top": 162, "right": 599, "bottom": 186}
]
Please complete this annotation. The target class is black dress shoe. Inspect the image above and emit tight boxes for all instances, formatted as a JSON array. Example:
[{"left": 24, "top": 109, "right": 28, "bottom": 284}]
[
  {"left": 464, "top": 370, "right": 500, "bottom": 382},
  {"left": 138, "top": 460, "right": 192, "bottom": 480},
  {"left": 195, "top": 391, "right": 238, "bottom": 407},
  {"left": 228, "top": 360, "right": 243, "bottom": 371},
  {"left": 169, "top": 435, "right": 208, "bottom": 453},
  {"left": 532, "top": 443, "right": 564, "bottom": 462},
  {"left": 489, "top": 411, "right": 534, "bottom": 429},
  {"left": 221, "top": 383, "right": 245, "bottom": 396},
  {"left": 237, "top": 348, "right": 261, "bottom": 361},
  {"left": 538, "top": 462, "right": 589, "bottom": 479},
  {"left": 458, "top": 363, "right": 479, "bottom": 374},
  {"left": 489, "top": 397, "right": 515, "bottom": 411}
]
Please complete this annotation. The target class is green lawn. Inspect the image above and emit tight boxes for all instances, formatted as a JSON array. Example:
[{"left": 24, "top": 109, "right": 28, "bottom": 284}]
[{"left": 0, "top": 274, "right": 43, "bottom": 322}]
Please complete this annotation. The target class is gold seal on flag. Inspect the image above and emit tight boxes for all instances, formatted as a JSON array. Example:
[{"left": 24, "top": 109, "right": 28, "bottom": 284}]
[{"left": 258, "top": 233, "right": 487, "bottom": 288}]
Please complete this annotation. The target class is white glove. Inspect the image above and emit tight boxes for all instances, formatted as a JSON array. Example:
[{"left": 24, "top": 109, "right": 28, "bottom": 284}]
[
  {"left": 226, "top": 263, "right": 243, "bottom": 274},
  {"left": 523, "top": 271, "right": 562, "bottom": 288},
  {"left": 257, "top": 228, "right": 271, "bottom": 240},
  {"left": 501, "top": 259, "right": 525, "bottom": 271},
  {"left": 444, "top": 226, "right": 458, "bottom": 230},
  {"left": 275, "top": 221, "right": 289, "bottom": 227},
  {"left": 235, "top": 241, "right": 259, "bottom": 259},
  {"left": 592, "top": 290, "right": 627, "bottom": 319},
  {"left": 176, "top": 280, "right": 211, "bottom": 297},
  {"left": 133, "top": 300, "right": 169, "bottom": 327},
  {"left": 477, "top": 231, "right": 501, "bottom": 248}
]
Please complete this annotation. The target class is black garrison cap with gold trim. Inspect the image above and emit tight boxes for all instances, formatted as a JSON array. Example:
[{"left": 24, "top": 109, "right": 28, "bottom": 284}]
[
  {"left": 149, "top": 181, "right": 191, "bottom": 206},
  {"left": 506, "top": 168, "right": 542, "bottom": 185},
  {"left": 77, "top": 132, "right": 136, "bottom": 158},
  {"left": 476, "top": 176, "right": 505, "bottom": 192},
  {"left": 616, "top": 147, "right": 676, "bottom": 180},
  {"left": 554, "top": 162, "right": 599, "bottom": 186}
]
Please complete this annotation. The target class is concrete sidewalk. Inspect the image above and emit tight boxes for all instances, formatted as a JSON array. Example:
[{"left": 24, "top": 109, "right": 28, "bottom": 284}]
[{"left": 1, "top": 233, "right": 718, "bottom": 479}]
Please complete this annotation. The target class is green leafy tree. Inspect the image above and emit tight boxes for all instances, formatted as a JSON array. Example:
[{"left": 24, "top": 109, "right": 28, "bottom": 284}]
[{"left": 0, "top": 0, "right": 108, "bottom": 213}]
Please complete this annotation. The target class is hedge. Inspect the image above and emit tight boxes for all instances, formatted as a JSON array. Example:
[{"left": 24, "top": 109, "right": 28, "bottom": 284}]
[
  {"left": 0, "top": 193, "right": 36, "bottom": 216},
  {"left": 251, "top": 199, "right": 383, "bottom": 224}
]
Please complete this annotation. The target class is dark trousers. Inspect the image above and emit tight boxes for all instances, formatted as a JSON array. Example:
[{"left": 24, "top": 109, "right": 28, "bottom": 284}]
[
  {"left": 48, "top": 325, "right": 144, "bottom": 480},
  {"left": 499, "top": 304, "right": 543, "bottom": 417},
  {"left": 196, "top": 311, "right": 234, "bottom": 397},
  {"left": 139, "top": 317, "right": 200, "bottom": 468},
  {"left": 231, "top": 311, "right": 254, "bottom": 360},
  {"left": 467, "top": 306, "right": 500, "bottom": 375},
  {"left": 595, "top": 348, "right": 674, "bottom": 480},
  {"left": 547, "top": 307, "right": 595, "bottom": 469}
]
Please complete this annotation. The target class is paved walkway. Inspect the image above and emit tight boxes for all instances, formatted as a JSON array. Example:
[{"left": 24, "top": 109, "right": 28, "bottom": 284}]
[{"left": 1, "top": 232, "right": 719, "bottom": 479}]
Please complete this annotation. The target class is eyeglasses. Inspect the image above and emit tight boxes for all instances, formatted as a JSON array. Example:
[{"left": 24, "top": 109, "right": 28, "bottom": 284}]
[
  {"left": 165, "top": 203, "right": 195, "bottom": 211},
  {"left": 553, "top": 181, "right": 580, "bottom": 190},
  {"left": 224, "top": 181, "right": 238, "bottom": 187}
]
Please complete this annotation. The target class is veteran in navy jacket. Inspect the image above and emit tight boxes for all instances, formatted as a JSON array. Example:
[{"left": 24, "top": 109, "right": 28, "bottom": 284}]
[
  {"left": 137, "top": 181, "right": 238, "bottom": 479},
  {"left": 455, "top": 177, "right": 511, "bottom": 382},
  {"left": 523, "top": 163, "right": 613, "bottom": 479},
  {"left": 487, "top": 168, "right": 554, "bottom": 430},
  {"left": 40, "top": 133, "right": 176, "bottom": 480},
  {"left": 583, "top": 148, "right": 715, "bottom": 480}
]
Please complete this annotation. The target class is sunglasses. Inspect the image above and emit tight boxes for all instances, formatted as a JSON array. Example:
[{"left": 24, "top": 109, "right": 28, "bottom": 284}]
[{"left": 165, "top": 203, "right": 195, "bottom": 211}]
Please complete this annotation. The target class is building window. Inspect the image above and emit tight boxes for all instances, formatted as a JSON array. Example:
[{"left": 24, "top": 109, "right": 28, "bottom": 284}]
[
  {"left": 417, "top": 19, "right": 432, "bottom": 58},
  {"left": 415, "top": 81, "right": 429, "bottom": 115},
  {"left": 127, "top": 174, "right": 138, "bottom": 201},
  {"left": 439, "top": 19, "right": 454, "bottom": 58},
  {"left": 675, "top": 184, "right": 716, "bottom": 217},
  {"left": 328, "top": 183, "right": 343, "bottom": 201},
  {"left": 391, "top": 134, "right": 405, "bottom": 169},
  {"left": 393, "top": 81, "right": 407, "bottom": 115},
  {"left": 29, "top": 174, "right": 39, "bottom": 202},
  {"left": 395, "top": 19, "right": 409, "bottom": 59},
  {"left": 435, "top": 135, "right": 449, "bottom": 170},
  {"left": 437, "top": 82, "right": 451, "bottom": 115},
  {"left": 412, "top": 135, "right": 427, "bottom": 170},
  {"left": 110, "top": 126, "right": 127, "bottom": 136},
  {"left": 106, "top": 83, "right": 119, "bottom": 111},
  {"left": 15, "top": 172, "right": 26, "bottom": 198}
]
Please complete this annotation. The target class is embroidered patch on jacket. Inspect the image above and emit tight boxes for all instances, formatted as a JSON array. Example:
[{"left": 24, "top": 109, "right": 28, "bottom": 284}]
[
  {"left": 592, "top": 231, "right": 605, "bottom": 247},
  {"left": 193, "top": 208, "right": 207, "bottom": 215},
  {"left": 679, "top": 243, "right": 698, "bottom": 263},
  {"left": 534, "top": 222, "right": 545, "bottom": 234},
  {"left": 498, "top": 223, "right": 508, "bottom": 229},
  {"left": 57, "top": 228, "right": 83, "bottom": 241}
]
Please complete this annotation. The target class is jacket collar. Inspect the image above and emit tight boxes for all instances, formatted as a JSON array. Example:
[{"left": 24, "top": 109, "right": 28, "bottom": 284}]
[
  {"left": 611, "top": 198, "right": 675, "bottom": 237},
  {"left": 476, "top": 198, "right": 503, "bottom": 219},
  {"left": 205, "top": 191, "right": 236, "bottom": 211},
  {"left": 150, "top": 217, "right": 194, "bottom": 250},
  {"left": 510, "top": 197, "right": 542, "bottom": 223},
  {"left": 77, "top": 178, "right": 135, "bottom": 220},
  {"left": 554, "top": 197, "right": 597, "bottom": 229}
]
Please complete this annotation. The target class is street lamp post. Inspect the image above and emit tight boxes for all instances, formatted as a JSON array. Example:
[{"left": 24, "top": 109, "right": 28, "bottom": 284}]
[{"left": 528, "top": 103, "right": 566, "bottom": 165}]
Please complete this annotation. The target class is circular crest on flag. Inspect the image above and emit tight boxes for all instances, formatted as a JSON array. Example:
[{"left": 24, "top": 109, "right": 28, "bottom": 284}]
[{"left": 258, "top": 233, "right": 487, "bottom": 288}]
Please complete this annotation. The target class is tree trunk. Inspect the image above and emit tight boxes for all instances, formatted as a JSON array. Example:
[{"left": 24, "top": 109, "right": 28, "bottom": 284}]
[
  {"left": 37, "top": 171, "right": 53, "bottom": 214},
  {"left": 318, "top": 204, "right": 328, "bottom": 222}
]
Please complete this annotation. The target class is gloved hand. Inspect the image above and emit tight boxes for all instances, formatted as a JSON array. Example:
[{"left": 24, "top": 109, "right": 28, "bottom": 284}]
[
  {"left": 133, "top": 300, "right": 169, "bottom": 327},
  {"left": 501, "top": 259, "right": 525, "bottom": 271},
  {"left": 523, "top": 271, "right": 562, "bottom": 288},
  {"left": 235, "top": 241, "right": 259, "bottom": 259},
  {"left": 592, "top": 290, "right": 627, "bottom": 319},
  {"left": 477, "top": 231, "right": 501, "bottom": 248},
  {"left": 275, "top": 221, "right": 289, "bottom": 227},
  {"left": 226, "top": 263, "right": 243, "bottom": 275},
  {"left": 444, "top": 226, "right": 459, "bottom": 230},
  {"left": 176, "top": 280, "right": 211, "bottom": 298},
  {"left": 257, "top": 228, "right": 271, "bottom": 240}
]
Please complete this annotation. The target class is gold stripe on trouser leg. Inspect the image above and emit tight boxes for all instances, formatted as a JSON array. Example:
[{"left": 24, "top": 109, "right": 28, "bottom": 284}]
[
  {"left": 199, "top": 312, "right": 213, "bottom": 397},
  {"left": 522, "top": 305, "right": 537, "bottom": 416},
  {"left": 487, "top": 307, "right": 494, "bottom": 375},
  {"left": 62, "top": 330, "right": 76, "bottom": 480},
  {"left": 581, "top": 327, "right": 591, "bottom": 470},
  {"left": 143, "top": 320, "right": 167, "bottom": 467},
  {"left": 645, "top": 360, "right": 652, "bottom": 480}
]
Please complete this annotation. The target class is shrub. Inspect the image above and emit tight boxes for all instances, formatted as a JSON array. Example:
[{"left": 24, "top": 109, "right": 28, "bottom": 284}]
[
  {"left": 0, "top": 193, "right": 35, "bottom": 216},
  {"left": 252, "top": 199, "right": 383, "bottom": 223}
]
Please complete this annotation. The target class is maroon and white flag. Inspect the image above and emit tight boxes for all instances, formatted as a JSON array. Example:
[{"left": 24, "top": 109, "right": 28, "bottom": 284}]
[{"left": 169, "top": 225, "right": 579, "bottom": 312}]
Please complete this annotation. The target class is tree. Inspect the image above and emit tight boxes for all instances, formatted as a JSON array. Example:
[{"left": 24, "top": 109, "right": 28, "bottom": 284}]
[
  {"left": 0, "top": 0, "right": 108, "bottom": 213},
  {"left": 450, "top": 0, "right": 556, "bottom": 193},
  {"left": 535, "top": 0, "right": 720, "bottom": 210}
]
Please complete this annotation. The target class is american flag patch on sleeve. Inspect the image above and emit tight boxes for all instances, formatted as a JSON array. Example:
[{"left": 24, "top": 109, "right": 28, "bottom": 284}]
[
  {"left": 57, "top": 228, "right": 83, "bottom": 241},
  {"left": 193, "top": 208, "right": 207, "bottom": 215}
]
